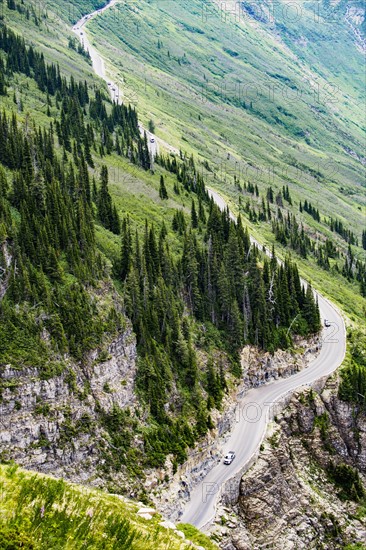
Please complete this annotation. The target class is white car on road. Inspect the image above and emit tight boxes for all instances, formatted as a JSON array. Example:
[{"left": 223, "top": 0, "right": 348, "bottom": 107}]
[{"left": 223, "top": 451, "right": 235, "bottom": 465}]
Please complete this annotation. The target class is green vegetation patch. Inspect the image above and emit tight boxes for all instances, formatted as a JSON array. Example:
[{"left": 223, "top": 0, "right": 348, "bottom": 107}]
[
  {"left": 0, "top": 463, "right": 218, "bottom": 549},
  {"left": 339, "top": 329, "right": 366, "bottom": 409}
]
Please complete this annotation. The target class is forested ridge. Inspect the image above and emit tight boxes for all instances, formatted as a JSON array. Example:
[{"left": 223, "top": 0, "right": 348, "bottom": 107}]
[
  {"left": 117, "top": 206, "right": 321, "bottom": 437},
  {"left": 0, "top": 20, "right": 149, "bottom": 370},
  {"left": 0, "top": 19, "right": 320, "bottom": 470},
  {"left": 235, "top": 179, "right": 366, "bottom": 298}
]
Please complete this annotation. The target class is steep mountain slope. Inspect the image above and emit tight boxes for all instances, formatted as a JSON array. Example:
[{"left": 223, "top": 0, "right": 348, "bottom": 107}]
[
  {"left": 87, "top": 0, "right": 365, "bottom": 210},
  {"left": 0, "top": 0, "right": 323, "bottom": 489},
  {"left": 0, "top": 0, "right": 365, "bottom": 547},
  {"left": 213, "top": 333, "right": 366, "bottom": 549},
  {"left": 217, "top": 388, "right": 366, "bottom": 550},
  {"left": 87, "top": 0, "right": 366, "bottom": 322}
]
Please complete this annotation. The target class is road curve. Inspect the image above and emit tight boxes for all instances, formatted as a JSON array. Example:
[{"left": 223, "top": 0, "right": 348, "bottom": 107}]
[
  {"left": 179, "top": 188, "right": 346, "bottom": 529},
  {"left": 72, "top": 3, "right": 347, "bottom": 532}
]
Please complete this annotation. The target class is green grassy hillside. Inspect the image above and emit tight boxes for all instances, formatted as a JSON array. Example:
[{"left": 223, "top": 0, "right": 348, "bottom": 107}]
[
  {"left": 87, "top": 0, "right": 365, "bottom": 221},
  {"left": 85, "top": 0, "right": 366, "bottom": 323},
  {"left": 0, "top": 463, "right": 218, "bottom": 549}
]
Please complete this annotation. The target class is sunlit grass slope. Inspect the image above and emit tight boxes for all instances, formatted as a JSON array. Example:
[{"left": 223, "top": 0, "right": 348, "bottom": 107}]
[{"left": 0, "top": 463, "right": 218, "bottom": 549}]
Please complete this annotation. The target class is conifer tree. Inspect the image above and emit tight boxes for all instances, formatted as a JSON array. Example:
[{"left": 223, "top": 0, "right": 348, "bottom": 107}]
[
  {"left": 267, "top": 186, "right": 274, "bottom": 203},
  {"left": 97, "top": 165, "right": 120, "bottom": 235},
  {"left": 191, "top": 199, "right": 198, "bottom": 228},
  {"left": 303, "top": 283, "right": 321, "bottom": 333},
  {"left": 159, "top": 175, "right": 168, "bottom": 199},
  {"left": 111, "top": 204, "right": 121, "bottom": 235},
  {"left": 198, "top": 198, "right": 206, "bottom": 223},
  {"left": 120, "top": 218, "right": 132, "bottom": 281}
]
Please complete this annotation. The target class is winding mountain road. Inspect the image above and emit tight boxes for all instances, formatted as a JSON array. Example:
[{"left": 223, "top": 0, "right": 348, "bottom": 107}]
[
  {"left": 72, "top": 0, "right": 179, "bottom": 158},
  {"left": 72, "top": 1, "right": 347, "bottom": 531},
  {"left": 180, "top": 188, "right": 346, "bottom": 528}
]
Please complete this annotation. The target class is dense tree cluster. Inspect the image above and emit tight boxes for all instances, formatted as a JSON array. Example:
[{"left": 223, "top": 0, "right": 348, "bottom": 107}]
[
  {"left": 272, "top": 210, "right": 311, "bottom": 258},
  {"left": 342, "top": 244, "right": 366, "bottom": 297},
  {"left": 329, "top": 217, "right": 357, "bottom": 245},
  {"left": 299, "top": 199, "right": 320, "bottom": 222},
  {"left": 0, "top": 104, "right": 114, "bottom": 361},
  {"left": 339, "top": 330, "right": 366, "bottom": 411},
  {"left": 0, "top": 23, "right": 152, "bottom": 172},
  {"left": 0, "top": 30, "right": 134, "bottom": 366},
  {"left": 282, "top": 185, "right": 292, "bottom": 205},
  {"left": 172, "top": 209, "right": 186, "bottom": 234},
  {"left": 238, "top": 183, "right": 365, "bottom": 297},
  {"left": 88, "top": 90, "right": 148, "bottom": 165},
  {"left": 97, "top": 166, "right": 120, "bottom": 234},
  {"left": 155, "top": 152, "right": 207, "bottom": 200},
  {"left": 0, "top": 23, "right": 178, "bottom": 382},
  {"left": 243, "top": 181, "right": 259, "bottom": 196},
  {"left": 68, "top": 37, "right": 91, "bottom": 62},
  {"left": 117, "top": 201, "right": 321, "bottom": 422},
  {"left": 0, "top": 25, "right": 88, "bottom": 97},
  {"left": 240, "top": 194, "right": 272, "bottom": 223}
]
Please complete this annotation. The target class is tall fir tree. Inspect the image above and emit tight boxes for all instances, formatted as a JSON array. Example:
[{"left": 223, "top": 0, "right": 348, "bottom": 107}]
[
  {"left": 159, "top": 175, "right": 168, "bottom": 199},
  {"left": 191, "top": 199, "right": 198, "bottom": 228}
]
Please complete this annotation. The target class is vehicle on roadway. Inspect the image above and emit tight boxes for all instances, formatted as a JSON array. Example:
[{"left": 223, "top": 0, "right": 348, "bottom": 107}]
[
  {"left": 150, "top": 137, "right": 155, "bottom": 143},
  {"left": 223, "top": 451, "right": 235, "bottom": 465},
  {"left": 324, "top": 319, "right": 331, "bottom": 327}
]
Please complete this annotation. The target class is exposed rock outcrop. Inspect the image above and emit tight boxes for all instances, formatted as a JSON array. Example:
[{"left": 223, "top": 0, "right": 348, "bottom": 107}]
[
  {"left": 0, "top": 326, "right": 137, "bottom": 485},
  {"left": 214, "top": 377, "right": 366, "bottom": 549},
  {"left": 242, "top": 336, "right": 321, "bottom": 390},
  {"left": 150, "top": 338, "right": 321, "bottom": 521}
]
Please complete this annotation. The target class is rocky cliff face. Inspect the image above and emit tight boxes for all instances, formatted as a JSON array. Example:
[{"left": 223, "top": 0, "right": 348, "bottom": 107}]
[
  {"left": 241, "top": 336, "right": 321, "bottom": 390},
  {"left": 213, "top": 377, "right": 366, "bottom": 549},
  {"left": 150, "top": 337, "right": 321, "bottom": 521},
  {"left": 0, "top": 325, "right": 137, "bottom": 485}
]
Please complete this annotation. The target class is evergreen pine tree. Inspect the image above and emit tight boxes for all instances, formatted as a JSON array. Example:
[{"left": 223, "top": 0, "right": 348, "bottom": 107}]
[
  {"left": 97, "top": 165, "right": 120, "bottom": 235},
  {"left": 191, "top": 199, "right": 198, "bottom": 228},
  {"left": 159, "top": 175, "right": 168, "bottom": 199}
]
